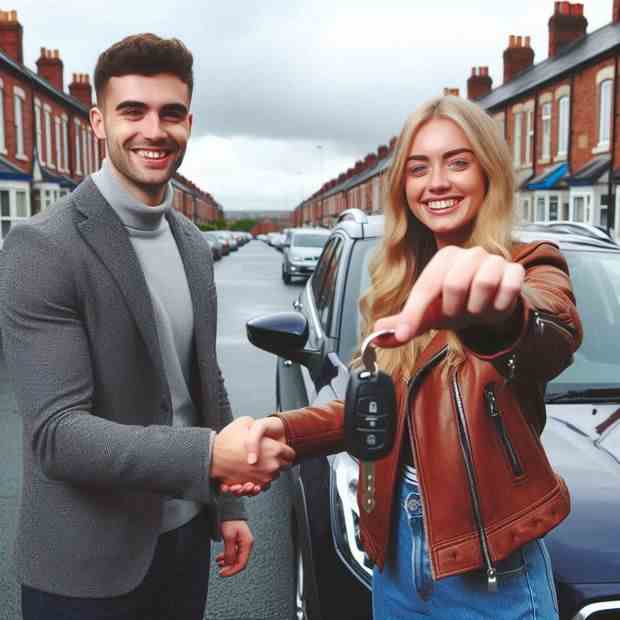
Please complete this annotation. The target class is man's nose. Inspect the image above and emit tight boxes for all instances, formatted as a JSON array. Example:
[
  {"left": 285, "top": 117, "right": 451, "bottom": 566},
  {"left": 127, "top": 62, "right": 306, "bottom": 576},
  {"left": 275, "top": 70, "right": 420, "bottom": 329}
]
[{"left": 141, "top": 113, "right": 167, "bottom": 141}]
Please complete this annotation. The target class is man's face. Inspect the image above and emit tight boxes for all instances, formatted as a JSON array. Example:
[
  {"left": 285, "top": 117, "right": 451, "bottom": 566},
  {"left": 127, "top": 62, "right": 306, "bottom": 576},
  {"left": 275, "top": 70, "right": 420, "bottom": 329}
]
[{"left": 90, "top": 73, "right": 192, "bottom": 205}]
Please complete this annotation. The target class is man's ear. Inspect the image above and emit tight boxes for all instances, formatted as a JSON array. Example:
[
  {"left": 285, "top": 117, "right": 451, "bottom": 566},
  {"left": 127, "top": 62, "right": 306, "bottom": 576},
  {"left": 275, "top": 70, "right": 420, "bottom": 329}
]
[
  {"left": 90, "top": 106, "right": 106, "bottom": 140},
  {"left": 187, "top": 112, "right": 193, "bottom": 137}
]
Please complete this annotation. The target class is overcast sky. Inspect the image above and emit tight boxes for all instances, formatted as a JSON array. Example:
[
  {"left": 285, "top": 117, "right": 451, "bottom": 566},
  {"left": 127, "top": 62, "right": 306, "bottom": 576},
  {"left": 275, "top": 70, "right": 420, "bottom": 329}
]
[{"left": 15, "top": 0, "right": 614, "bottom": 212}]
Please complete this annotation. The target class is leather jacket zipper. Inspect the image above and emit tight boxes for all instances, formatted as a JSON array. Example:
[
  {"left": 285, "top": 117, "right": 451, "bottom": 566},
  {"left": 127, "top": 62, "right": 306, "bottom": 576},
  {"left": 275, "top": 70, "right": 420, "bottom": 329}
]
[
  {"left": 534, "top": 310, "right": 576, "bottom": 339},
  {"left": 406, "top": 346, "right": 448, "bottom": 582},
  {"left": 452, "top": 371, "right": 497, "bottom": 592},
  {"left": 484, "top": 384, "right": 524, "bottom": 477}
]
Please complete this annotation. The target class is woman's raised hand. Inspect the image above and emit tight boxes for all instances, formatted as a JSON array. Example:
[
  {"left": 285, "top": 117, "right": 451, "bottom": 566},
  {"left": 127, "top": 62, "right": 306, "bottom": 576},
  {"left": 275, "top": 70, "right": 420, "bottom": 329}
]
[{"left": 374, "top": 245, "right": 525, "bottom": 346}]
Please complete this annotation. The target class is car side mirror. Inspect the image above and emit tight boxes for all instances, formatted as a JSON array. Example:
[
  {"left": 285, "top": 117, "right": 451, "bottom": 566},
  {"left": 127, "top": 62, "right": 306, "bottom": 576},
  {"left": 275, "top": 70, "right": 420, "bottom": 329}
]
[{"left": 246, "top": 311, "right": 309, "bottom": 357}]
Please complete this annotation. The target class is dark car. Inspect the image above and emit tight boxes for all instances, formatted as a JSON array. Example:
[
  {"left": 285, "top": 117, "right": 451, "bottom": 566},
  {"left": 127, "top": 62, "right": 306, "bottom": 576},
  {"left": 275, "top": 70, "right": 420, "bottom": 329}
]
[
  {"left": 247, "top": 209, "right": 620, "bottom": 620},
  {"left": 201, "top": 231, "right": 223, "bottom": 261},
  {"left": 281, "top": 228, "right": 330, "bottom": 284}
]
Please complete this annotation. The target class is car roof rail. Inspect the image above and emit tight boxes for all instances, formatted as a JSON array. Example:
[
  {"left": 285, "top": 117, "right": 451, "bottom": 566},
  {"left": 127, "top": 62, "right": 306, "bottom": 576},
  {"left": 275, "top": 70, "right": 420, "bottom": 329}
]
[
  {"left": 541, "top": 221, "right": 615, "bottom": 242},
  {"left": 337, "top": 208, "right": 368, "bottom": 224}
]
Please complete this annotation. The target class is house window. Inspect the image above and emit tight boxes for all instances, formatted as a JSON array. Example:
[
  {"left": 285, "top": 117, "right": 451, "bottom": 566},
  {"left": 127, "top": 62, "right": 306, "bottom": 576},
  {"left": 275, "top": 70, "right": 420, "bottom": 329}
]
[
  {"left": 541, "top": 102, "right": 552, "bottom": 160},
  {"left": 55, "top": 117, "right": 62, "bottom": 172},
  {"left": 536, "top": 196, "right": 546, "bottom": 221},
  {"left": 93, "top": 135, "right": 100, "bottom": 171},
  {"left": 62, "top": 116, "right": 69, "bottom": 172},
  {"left": 0, "top": 187, "right": 30, "bottom": 240},
  {"left": 573, "top": 196, "right": 585, "bottom": 222},
  {"left": 0, "top": 79, "right": 6, "bottom": 154},
  {"left": 74, "top": 119, "right": 82, "bottom": 174},
  {"left": 34, "top": 99, "right": 43, "bottom": 163},
  {"left": 525, "top": 110, "right": 533, "bottom": 165},
  {"left": 549, "top": 195, "right": 559, "bottom": 221},
  {"left": 82, "top": 127, "right": 89, "bottom": 174},
  {"left": 600, "top": 194, "right": 610, "bottom": 229},
  {"left": 513, "top": 112, "right": 522, "bottom": 166},
  {"left": 599, "top": 80, "right": 612, "bottom": 147},
  {"left": 87, "top": 130, "right": 93, "bottom": 175},
  {"left": 557, "top": 96, "right": 569, "bottom": 157},
  {"left": 44, "top": 105, "right": 53, "bottom": 168},
  {"left": 521, "top": 199, "right": 530, "bottom": 221}
]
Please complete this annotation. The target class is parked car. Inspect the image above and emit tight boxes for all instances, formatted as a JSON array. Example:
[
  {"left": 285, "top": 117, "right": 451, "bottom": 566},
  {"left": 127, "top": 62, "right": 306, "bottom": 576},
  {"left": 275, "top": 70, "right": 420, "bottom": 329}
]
[
  {"left": 281, "top": 228, "right": 331, "bottom": 284},
  {"left": 247, "top": 208, "right": 620, "bottom": 620},
  {"left": 201, "top": 231, "right": 223, "bottom": 260},
  {"left": 216, "top": 230, "right": 238, "bottom": 252}
]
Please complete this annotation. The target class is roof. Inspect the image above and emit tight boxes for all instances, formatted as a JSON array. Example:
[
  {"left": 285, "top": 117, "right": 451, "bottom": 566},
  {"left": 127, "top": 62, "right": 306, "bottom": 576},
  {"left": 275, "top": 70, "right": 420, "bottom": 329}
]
[
  {"left": 0, "top": 49, "right": 90, "bottom": 115},
  {"left": 527, "top": 162, "right": 569, "bottom": 190},
  {"left": 477, "top": 21, "right": 620, "bottom": 111},
  {"left": 0, "top": 155, "right": 30, "bottom": 181},
  {"left": 568, "top": 156, "right": 610, "bottom": 186}
]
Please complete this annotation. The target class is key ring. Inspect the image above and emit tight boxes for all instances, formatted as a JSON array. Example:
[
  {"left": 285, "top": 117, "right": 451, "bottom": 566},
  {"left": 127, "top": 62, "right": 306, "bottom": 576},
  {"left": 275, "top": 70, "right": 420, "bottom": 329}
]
[{"left": 360, "top": 329, "right": 396, "bottom": 374}]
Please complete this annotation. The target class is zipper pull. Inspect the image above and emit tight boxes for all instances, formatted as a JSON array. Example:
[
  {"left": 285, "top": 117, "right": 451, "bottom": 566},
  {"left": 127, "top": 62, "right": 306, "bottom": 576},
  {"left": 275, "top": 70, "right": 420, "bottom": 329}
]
[
  {"left": 487, "top": 567, "right": 498, "bottom": 592},
  {"left": 484, "top": 388, "right": 499, "bottom": 416}
]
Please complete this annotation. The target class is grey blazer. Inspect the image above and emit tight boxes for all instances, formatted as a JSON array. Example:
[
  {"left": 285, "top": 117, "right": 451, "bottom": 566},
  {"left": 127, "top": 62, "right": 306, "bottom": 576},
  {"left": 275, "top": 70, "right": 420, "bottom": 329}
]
[{"left": 0, "top": 178, "right": 246, "bottom": 597}]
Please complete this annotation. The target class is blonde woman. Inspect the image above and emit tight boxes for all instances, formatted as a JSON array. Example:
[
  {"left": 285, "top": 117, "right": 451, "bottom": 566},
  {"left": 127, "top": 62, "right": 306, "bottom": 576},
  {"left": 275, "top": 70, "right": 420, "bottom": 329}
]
[{"left": 232, "top": 96, "right": 582, "bottom": 619}]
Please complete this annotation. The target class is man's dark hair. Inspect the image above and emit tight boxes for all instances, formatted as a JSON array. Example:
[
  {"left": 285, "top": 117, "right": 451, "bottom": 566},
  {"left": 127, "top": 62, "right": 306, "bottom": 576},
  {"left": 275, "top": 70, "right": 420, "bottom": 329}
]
[{"left": 94, "top": 33, "right": 194, "bottom": 103}]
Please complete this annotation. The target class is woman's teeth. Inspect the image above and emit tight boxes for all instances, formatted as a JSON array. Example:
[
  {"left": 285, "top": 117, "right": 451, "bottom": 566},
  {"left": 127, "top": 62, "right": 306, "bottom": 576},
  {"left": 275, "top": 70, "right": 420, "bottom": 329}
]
[{"left": 428, "top": 199, "right": 457, "bottom": 211}]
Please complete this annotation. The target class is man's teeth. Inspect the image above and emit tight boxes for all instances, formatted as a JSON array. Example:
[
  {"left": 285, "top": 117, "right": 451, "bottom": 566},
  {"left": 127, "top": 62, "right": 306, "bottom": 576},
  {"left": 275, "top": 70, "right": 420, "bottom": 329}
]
[
  {"left": 428, "top": 199, "right": 457, "bottom": 211},
  {"left": 137, "top": 150, "right": 168, "bottom": 160}
]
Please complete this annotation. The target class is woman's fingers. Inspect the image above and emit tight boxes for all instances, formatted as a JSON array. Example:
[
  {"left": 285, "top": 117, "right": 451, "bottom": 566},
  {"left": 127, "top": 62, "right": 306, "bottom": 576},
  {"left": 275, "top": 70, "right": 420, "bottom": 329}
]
[
  {"left": 466, "top": 254, "right": 505, "bottom": 315},
  {"left": 493, "top": 262, "right": 525, "bottom": 312}
]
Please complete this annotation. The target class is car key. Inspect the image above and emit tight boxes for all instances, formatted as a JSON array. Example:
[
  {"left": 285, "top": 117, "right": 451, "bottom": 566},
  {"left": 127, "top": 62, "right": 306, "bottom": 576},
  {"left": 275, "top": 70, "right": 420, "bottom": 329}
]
[{"left": 344, "top": 329, "right": 397, "bottom": 460}]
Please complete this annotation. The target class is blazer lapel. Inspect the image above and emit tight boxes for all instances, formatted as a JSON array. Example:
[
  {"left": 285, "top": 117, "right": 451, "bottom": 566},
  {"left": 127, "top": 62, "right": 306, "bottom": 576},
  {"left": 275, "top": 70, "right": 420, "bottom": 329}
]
[{"left": 73, "top": 178, "right": 166, "bottom": 381}]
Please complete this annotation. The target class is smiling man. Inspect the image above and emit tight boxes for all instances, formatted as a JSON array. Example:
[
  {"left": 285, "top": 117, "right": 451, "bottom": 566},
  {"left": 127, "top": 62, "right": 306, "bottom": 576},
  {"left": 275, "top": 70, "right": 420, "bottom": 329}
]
[{"left": 0, "top": 34, "right": 294, "bottom": 620}]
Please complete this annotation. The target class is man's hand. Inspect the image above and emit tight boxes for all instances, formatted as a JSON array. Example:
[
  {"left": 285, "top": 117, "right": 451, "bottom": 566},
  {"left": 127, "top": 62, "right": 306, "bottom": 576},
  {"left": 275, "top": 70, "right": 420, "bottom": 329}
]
[
  {"left": 211, "top": 416, "right": 294, "bottom": 490},
  {"left": 374, "top": 246, "right": 525, "bottom": 346},
  {"left": 220, "top": 417, "right": 288, "bottom": 497},
  {"left": 216, "top": 520, "right": 254, "bottom": 577}
]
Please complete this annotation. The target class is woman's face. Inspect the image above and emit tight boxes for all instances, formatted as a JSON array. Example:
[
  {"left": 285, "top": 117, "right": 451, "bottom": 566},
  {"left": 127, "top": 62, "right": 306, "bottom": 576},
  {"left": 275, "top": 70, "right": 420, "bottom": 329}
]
[{"left": 404, "top": 117, "right": 487, "bottom": 248}]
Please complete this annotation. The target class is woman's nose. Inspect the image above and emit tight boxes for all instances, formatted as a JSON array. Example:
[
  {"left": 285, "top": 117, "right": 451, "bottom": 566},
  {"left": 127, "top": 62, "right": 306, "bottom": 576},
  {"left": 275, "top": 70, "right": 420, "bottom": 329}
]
[{"left": 428, "top": 166, "right": 450, "bottom": 193}]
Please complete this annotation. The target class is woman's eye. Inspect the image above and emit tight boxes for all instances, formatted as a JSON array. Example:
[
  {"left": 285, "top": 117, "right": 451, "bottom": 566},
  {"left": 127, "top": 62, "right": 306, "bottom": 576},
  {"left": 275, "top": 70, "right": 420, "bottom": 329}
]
[
  {"left": 408, "top": 165, "right": 428, "bottom": 177},
  {"left": 448, "top": 159, "right": 469, "bottom": 170}
]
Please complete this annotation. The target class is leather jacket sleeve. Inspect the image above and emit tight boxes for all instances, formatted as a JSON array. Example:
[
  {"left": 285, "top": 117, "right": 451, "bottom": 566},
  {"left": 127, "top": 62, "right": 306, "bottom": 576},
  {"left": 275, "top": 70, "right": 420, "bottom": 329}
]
[
  {"left": 457, "top": 241, "right": 583, "bottom": 382},
  {"left": 275, "top": 400, "right": 345, "bottom": 459}
]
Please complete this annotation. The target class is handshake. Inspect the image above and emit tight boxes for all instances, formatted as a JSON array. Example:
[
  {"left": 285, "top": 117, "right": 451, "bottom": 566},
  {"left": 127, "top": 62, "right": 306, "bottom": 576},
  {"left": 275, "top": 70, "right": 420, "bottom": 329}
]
[{"left": 211, "top": 416, "right": 293, "bottom": 497}]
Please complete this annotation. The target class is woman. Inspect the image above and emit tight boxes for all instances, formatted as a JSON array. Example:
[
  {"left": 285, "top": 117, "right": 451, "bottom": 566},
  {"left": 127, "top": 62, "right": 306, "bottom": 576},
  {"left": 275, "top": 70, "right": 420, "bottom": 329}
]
[{"left": 228, "top": 96, "right": 582, "bottom": 619}]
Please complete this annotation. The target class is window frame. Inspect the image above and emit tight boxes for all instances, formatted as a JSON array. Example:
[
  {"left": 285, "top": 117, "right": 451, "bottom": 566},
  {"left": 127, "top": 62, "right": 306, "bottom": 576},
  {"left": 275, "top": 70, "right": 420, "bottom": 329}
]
[
  {"left": 0, "top": 182, "right": 31, "bottom": 241},
  {"left": 557, "top": 96, "right": 570, "bottom": 159},
  {"left": 541, "top": 102, "right": 552, "bottom": 162}
]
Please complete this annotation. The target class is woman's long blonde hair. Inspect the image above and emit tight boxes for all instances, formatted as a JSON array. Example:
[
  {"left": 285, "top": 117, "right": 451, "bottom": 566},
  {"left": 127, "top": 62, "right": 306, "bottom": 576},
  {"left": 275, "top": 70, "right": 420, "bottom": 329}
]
[{"left": 357, "top": 95, "right": 516, "bottom": 377}]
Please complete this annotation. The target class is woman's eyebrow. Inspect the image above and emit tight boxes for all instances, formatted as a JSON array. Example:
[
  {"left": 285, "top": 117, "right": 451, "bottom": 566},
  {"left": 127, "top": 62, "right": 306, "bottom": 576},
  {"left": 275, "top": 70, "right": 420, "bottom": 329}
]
[{"left": 406, "top": 148, "right": 474, "bottom": 162}]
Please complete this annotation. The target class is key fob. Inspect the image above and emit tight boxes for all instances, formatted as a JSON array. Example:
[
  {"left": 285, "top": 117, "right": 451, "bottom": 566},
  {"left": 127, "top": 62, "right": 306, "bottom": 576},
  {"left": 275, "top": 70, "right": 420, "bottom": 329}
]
[{"left": 344, "top": 330, "right": 397, "bottom": 460}]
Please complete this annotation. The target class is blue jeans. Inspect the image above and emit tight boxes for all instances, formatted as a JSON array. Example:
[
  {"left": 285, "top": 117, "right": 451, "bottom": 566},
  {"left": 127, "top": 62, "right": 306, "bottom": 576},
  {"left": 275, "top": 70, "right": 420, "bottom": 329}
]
[
  {"left": 373, "top": 477, "right": 559, "bottom": 619},
  {"left": 21, "top": 512, "right": 211, "bottom": 620}
]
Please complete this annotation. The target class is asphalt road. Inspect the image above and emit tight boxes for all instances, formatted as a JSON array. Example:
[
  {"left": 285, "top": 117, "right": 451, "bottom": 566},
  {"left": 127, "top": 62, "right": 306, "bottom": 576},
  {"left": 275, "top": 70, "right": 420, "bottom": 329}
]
[{"left": 0, "top": 239, "right": 303, "bottom": 620}]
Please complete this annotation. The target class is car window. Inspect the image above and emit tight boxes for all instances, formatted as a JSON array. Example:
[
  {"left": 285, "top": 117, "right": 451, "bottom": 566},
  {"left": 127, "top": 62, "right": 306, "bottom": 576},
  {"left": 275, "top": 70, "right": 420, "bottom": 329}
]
[
  {"left": 546, "top": 249, "right": 620, "bottom": 393},
  {"left": 292, "top": 233, "right": 329, "bottom": 248},
  {"left": 311, "top": 238, "right": 338, "bottom": 301},
  {"left": 315, "top": 239, "right": 343, "bottom": 332}
]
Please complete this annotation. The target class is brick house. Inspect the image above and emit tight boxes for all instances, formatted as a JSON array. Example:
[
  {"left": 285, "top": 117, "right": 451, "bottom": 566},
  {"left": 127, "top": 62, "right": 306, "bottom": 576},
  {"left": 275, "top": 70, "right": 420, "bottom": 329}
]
[
  {"left": 296, "top": 0, "right": 620, "bottom": 238},
  {"left": 0, "top": 10, "right": 219, "bottom": 242}
]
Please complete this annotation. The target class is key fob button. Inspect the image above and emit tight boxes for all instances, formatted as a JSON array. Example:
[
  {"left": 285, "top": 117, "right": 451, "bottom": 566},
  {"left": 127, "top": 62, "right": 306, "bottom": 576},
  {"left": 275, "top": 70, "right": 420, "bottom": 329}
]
[
  {"left": 356, "top": 415, "right": 387, "bottom": 430},
  {"left": 357, "top": 397, "right": 383, "bottom": 415},
  {"left": 359, "top": 430, "right": 385, "bottom": 449}
]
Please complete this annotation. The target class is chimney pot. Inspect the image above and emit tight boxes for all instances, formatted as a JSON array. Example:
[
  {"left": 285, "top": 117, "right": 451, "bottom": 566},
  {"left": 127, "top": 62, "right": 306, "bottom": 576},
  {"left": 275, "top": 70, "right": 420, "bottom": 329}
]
[
  {"left": 516, "top": 35, "right": 523, "bottom": 47},
  {"left": 548, "top": 1, "right": 587, "bottom": 56},
  {"left": 503, "top": 34, "right": 535, "bottom": 83},
  {"left": 0, "top": 9, "right": 23, "bottom": 63}
]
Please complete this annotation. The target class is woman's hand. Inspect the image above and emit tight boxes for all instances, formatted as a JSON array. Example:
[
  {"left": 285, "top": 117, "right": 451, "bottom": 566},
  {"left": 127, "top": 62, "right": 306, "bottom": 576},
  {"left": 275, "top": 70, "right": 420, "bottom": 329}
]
[{"left": 374, "top": 246, "right": 525, "bottom": 346}]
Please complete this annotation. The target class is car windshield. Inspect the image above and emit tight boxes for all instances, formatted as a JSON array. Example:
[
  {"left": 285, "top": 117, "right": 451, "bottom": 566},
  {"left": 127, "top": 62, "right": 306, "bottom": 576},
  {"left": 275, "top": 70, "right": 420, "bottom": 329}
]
[
  {"left": 292, "top": 233, "right": 328, "bottom": 248},
  {"left": 339, "top": 241, "right": 620, "bottom": 398}
]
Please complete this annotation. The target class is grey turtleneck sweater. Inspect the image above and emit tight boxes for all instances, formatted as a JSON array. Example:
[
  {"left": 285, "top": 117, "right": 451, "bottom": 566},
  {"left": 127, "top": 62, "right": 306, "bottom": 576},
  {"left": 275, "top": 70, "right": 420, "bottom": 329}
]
[{"left": 92, "top": 159, "right": 203, "bottom": 533}]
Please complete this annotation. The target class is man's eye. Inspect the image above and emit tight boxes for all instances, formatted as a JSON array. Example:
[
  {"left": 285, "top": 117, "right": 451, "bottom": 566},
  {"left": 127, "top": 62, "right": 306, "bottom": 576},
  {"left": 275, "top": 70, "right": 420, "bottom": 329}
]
[{"left": 123, "top": 108, "right": 142, "bottom": 118}]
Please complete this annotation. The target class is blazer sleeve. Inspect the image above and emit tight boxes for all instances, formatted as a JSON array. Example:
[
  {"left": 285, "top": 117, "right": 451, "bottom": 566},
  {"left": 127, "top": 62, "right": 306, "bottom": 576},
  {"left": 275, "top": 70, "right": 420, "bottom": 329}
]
[
  {"left": 0, "top": 223, "right": 218, "bottom": 505},
  {"left": 457, "top": 241, "right": 583, "bottom": 382}
]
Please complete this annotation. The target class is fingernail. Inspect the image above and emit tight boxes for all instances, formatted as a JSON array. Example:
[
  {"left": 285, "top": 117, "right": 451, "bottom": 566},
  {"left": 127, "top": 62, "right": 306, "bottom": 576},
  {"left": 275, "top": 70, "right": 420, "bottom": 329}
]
[{"left": 248, "top": 453, "right": 257, "bottom": 465}]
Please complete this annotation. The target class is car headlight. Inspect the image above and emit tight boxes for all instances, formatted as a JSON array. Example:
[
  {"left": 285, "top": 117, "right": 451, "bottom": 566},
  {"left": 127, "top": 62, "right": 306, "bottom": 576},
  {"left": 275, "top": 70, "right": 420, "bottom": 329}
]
[
  {"left": 330, "top": 452, "right": 373, "bottom": 588},
  {"left": 290, "top": 254, "right": 305, "bottom": 264}
]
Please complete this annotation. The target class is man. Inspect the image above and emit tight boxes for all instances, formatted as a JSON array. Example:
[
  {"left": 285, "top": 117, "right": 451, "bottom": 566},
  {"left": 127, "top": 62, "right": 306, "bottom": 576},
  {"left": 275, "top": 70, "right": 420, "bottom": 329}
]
[{"left": 0, "top": 34, "right": 293, "bottom": 620}]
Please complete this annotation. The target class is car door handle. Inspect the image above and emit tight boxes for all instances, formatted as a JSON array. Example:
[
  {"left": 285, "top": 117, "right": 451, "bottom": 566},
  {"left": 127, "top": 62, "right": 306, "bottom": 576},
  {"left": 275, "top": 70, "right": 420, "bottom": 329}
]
[
  {"left": 283, "top": 360, "right": 293, "bottom": 367},
  {"left": 293, "top": 299, "right": 303, "bottom": 311}
]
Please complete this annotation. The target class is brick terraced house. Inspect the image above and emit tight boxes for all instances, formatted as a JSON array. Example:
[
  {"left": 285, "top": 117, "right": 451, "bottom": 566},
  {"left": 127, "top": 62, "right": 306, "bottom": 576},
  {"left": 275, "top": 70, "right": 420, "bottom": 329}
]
[
  {"left": 296, "top": 0, "right": 620, "bottom": 239},
  {"left": 0, "top": 10, "right": 221, "bottom": 242}
]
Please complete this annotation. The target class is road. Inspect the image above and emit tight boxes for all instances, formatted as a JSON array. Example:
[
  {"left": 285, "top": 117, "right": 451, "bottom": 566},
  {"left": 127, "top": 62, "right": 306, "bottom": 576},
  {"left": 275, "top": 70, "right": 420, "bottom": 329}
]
[{"left": 0, "top": 239, "right": 303, "bottom": 620}]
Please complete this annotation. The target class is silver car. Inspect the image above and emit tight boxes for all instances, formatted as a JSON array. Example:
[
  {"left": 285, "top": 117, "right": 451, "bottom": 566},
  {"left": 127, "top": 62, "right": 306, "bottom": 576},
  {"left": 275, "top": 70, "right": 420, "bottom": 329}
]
[{"left": 282, "top": 228, "right": 330, "bottom": 284}]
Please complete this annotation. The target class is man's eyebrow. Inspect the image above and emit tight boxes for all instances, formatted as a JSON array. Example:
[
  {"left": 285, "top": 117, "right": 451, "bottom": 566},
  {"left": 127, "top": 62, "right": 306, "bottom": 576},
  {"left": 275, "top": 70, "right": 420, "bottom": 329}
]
[
  {"left": 115, "top": 100, "right": 147, "bottom": 112},
  {"left": 406, "top": 148, "right": 474, "bottom": 162},
  {"left": 160, "top": 103, "right": 189, "bottom": 116}
]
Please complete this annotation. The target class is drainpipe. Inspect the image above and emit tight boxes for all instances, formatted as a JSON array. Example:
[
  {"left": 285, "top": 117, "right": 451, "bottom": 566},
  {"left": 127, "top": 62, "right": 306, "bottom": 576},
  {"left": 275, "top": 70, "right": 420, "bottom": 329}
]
[{"left": 606, "top": 51, "right": 618, "bottom": 235}]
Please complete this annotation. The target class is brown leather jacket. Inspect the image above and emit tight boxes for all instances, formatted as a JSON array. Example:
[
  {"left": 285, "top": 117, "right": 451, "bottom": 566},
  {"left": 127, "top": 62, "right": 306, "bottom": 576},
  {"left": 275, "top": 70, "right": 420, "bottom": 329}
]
[{"left": 277, "top": 242, "right": 582, "bottom": 587}]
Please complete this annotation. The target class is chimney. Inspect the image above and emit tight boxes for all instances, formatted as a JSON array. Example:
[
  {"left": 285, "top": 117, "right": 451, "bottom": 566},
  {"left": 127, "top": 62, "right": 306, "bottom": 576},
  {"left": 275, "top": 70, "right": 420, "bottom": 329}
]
[
  {"left": 467, "top": 66, "right": 493, "bottom": 100},
  {"left": 614, "top": 0, "right": 620, "bottom": 22},
  {"left": 36, "top": 48, "right": 64, "bottom": 92},
  {"left": 443, "top": 87, "right": 460, "bottom": 97},
  {"left": 548, "top": 2, "right": 587, "bottom": 57},
  {"left": 0, "top": 10, "right": 23, "bottom": 64},
  {"left": 69, "top": 73, "right": 92, "bottom": 108},
  {"left": 503, "top": 35, "right": 535, "bottom": 83}
]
